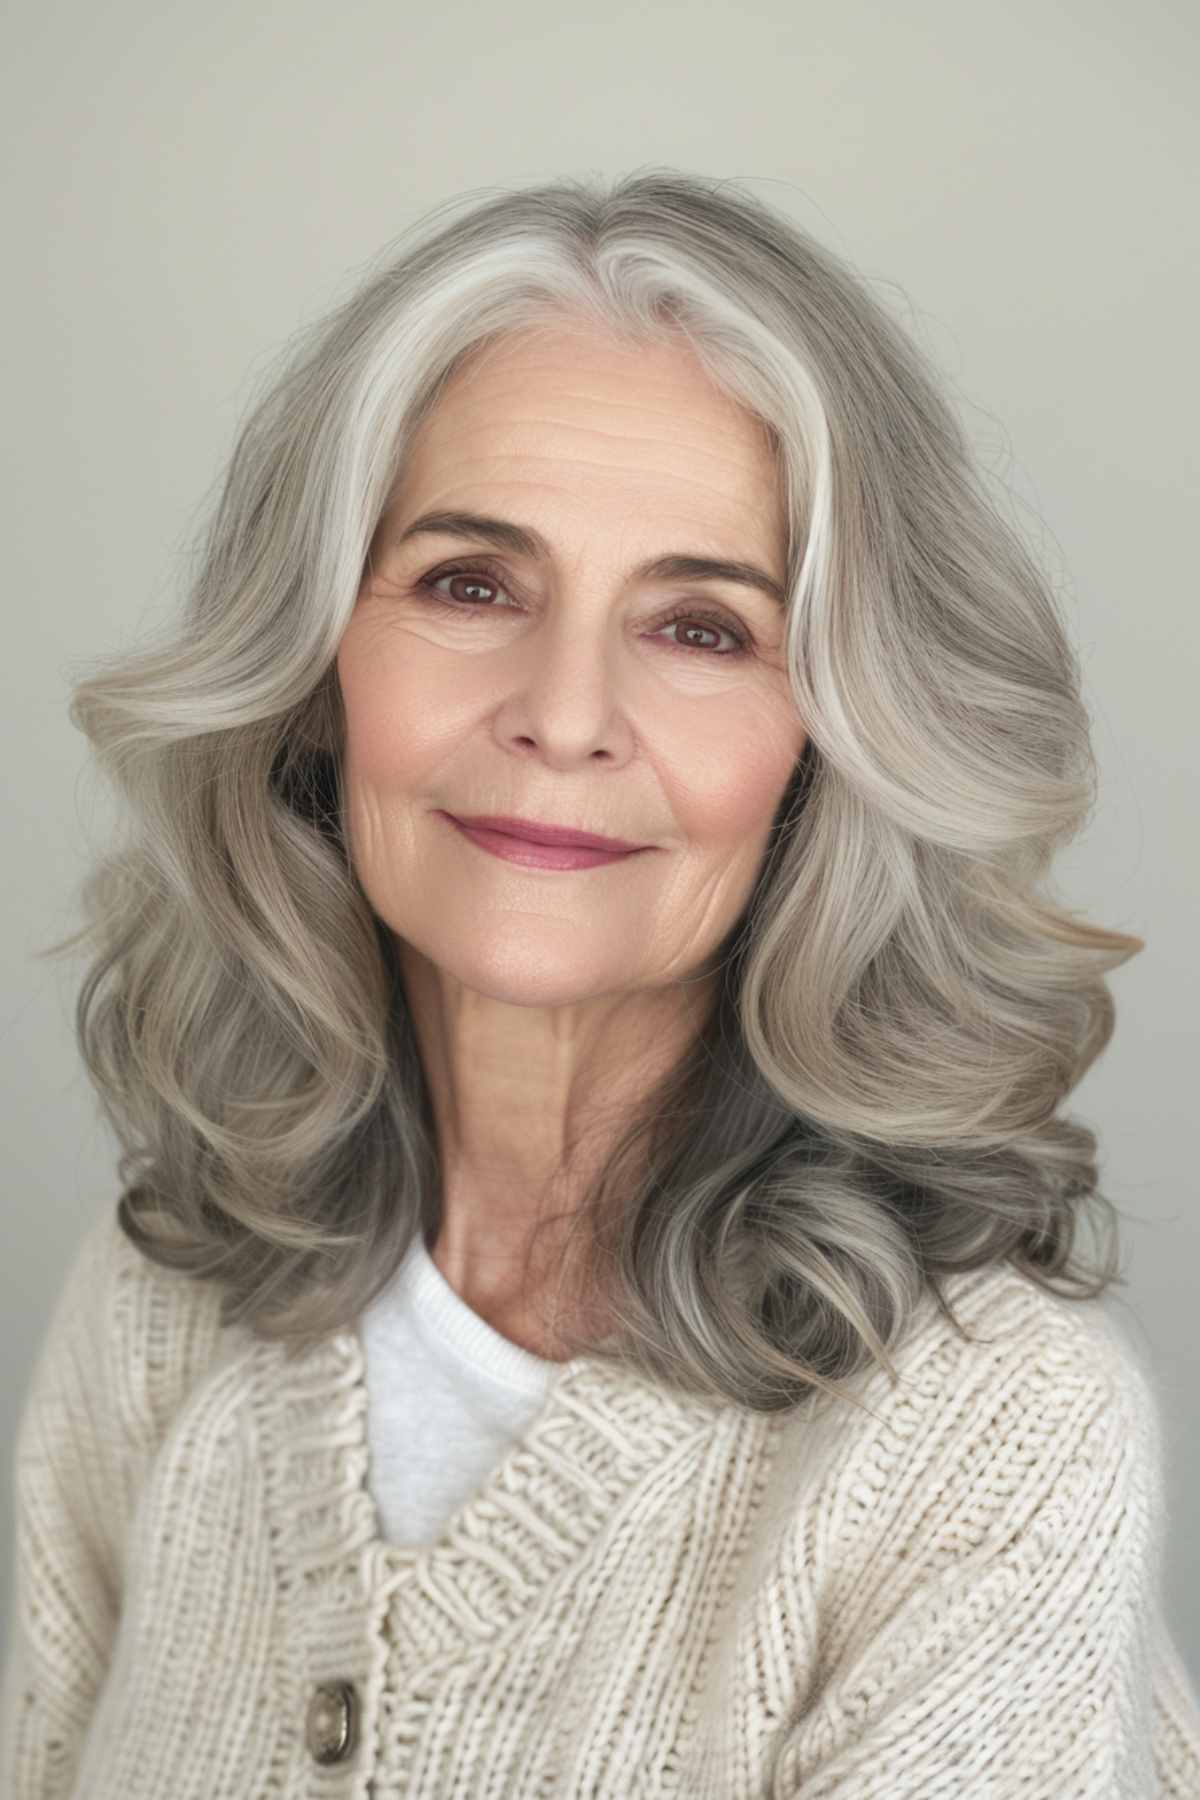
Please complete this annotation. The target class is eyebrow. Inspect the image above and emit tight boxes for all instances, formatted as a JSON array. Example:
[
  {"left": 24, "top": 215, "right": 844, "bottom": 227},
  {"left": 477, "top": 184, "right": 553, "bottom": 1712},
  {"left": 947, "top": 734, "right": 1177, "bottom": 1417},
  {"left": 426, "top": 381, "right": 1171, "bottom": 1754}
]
[{"left": 393, "top": 509, "right": 788, "bottom": 608}]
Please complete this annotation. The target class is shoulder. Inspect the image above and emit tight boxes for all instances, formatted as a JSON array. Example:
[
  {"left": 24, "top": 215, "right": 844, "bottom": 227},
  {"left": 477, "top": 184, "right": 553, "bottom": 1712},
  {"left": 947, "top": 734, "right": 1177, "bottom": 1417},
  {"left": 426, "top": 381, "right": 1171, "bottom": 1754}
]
[
  {"left": 19, "top": 1202, "right": 235, "bottom": 1473},
  {"left": 885, "top": 1258, "right": 1163, "bottom": 1492},
  {"left": 895, "top": 1257, "right": 1158, "bottom": 1412},
  {"left": 901, "top": 1258, "right": 1161, "bottom": 1457},
  {"left": 753, "top": 1269, "right": 1199, "bottom": 1798},
  {"left": 774, "top": 1261, "right": 1167, "bottom": 1597}
]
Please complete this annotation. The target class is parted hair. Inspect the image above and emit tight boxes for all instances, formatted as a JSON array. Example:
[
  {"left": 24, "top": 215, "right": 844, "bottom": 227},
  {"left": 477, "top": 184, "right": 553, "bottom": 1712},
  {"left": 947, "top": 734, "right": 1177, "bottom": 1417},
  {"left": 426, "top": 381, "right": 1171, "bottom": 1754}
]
[{"left": 46, "top": 167, "right": 1143, "bottom": 1411}]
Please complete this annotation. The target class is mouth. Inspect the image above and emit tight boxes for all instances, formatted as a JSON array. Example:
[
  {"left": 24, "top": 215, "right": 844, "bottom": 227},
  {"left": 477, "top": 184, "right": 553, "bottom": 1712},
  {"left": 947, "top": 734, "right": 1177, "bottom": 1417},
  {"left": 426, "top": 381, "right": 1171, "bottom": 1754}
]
[
  {"left": 441, "top": 812, "right": 648, "bottom": 853},
  {"left": 437, "top": 812, "right": 648, "bottom": 871}
]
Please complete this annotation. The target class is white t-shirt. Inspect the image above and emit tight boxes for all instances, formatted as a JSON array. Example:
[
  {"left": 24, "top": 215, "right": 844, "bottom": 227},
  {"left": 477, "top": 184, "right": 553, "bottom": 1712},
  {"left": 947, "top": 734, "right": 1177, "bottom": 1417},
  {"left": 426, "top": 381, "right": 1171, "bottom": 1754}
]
[{"left": 359, "top": 1229, "right": 559, "bottom": 1548}]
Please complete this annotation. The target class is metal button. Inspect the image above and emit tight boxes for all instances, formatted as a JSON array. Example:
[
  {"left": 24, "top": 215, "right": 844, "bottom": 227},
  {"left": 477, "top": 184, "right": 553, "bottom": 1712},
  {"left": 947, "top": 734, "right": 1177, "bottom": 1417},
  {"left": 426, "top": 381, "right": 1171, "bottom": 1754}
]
[{"left": 305, "top": 1681, "right": 358, "bottom": 1765}]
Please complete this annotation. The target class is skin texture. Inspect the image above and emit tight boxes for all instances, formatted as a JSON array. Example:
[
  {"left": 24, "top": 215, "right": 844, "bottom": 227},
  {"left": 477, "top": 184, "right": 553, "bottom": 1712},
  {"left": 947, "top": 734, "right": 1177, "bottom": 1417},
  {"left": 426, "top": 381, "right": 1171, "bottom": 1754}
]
[{"left": 336, "top": 320, "right": 807, "bottom": 1355}]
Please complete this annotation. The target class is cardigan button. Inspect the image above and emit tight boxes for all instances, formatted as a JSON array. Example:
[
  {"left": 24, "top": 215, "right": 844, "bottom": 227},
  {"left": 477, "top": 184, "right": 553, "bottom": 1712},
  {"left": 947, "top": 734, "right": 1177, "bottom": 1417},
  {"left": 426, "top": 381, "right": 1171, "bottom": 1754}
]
[{"left": 305, "top": 1681, "right": 358, "bottom": 1765}]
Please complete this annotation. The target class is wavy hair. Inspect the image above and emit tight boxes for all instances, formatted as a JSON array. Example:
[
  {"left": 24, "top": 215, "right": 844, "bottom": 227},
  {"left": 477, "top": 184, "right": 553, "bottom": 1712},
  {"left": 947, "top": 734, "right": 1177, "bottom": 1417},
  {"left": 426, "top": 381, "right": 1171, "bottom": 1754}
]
[{"left": 45, "top": 167, "right": 1144, "bottom": 1412}]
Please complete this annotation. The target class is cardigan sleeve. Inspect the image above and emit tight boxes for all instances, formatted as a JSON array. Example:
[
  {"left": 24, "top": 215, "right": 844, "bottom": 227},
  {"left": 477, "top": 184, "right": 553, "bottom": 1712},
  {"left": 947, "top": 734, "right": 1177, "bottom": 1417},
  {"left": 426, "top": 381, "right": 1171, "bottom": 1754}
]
[
  {"left": 0, "top": 1211, "right": 130, "bottom": 1800},
  {"left": 770, "top": 1297, "right": 1200, "bottom": 1800}
]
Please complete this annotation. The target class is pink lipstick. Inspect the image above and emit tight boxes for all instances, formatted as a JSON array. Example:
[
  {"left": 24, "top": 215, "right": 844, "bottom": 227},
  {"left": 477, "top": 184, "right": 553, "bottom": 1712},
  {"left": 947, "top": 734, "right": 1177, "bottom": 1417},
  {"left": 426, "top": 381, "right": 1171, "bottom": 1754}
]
[{"left": 438, "top": 812, "right": 647, "bottom": 871}]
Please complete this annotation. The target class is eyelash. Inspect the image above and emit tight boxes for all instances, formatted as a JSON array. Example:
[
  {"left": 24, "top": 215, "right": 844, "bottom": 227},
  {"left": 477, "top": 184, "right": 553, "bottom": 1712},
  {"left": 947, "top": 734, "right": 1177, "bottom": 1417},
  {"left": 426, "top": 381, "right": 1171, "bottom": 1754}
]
[{"left": 412, "top": 560, "right": 753, "bottom": 658}]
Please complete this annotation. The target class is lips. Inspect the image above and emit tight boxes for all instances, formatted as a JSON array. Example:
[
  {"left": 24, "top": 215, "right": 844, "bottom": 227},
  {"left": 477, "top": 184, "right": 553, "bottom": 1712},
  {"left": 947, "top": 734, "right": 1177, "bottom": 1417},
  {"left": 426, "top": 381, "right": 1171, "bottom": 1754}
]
[{"left": 444, "top": 813, "right": 645, "bottom": 853}]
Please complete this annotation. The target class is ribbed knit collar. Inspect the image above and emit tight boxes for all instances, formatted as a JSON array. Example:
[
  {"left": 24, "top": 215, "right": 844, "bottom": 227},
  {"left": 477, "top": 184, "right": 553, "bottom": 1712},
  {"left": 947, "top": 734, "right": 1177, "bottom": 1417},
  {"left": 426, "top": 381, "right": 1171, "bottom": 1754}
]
[{"left": 250, "top": 1317, "right": 741, "bottom": 1662}]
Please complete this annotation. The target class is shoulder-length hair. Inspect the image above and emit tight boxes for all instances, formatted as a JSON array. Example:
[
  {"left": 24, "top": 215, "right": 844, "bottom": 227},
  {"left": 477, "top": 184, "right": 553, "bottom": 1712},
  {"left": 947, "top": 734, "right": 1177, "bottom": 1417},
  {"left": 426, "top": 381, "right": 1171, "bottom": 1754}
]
[{"left": 46, "top": 167, "right": 1143, "bottom": 1411}]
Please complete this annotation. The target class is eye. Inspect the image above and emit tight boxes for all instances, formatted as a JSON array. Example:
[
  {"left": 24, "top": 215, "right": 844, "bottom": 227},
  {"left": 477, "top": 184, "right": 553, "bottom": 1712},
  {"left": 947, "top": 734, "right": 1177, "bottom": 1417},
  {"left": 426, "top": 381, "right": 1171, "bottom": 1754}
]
[
  {"left": 418, "top": 565, "right": 514, "bottom": 610},
  {"left": 413, "top": 562, "right": 753, "bottom": 659},
  {"left": 656, "top": 609, "right": 750, "bottom": 657}
]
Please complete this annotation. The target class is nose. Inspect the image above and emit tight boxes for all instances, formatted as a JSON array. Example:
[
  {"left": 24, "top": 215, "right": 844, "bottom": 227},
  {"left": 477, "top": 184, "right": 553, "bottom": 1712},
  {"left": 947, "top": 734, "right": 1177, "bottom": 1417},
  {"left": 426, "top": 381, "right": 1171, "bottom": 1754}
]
[{"left": 493, "top": 603, "right": 638, "bottom": 771}]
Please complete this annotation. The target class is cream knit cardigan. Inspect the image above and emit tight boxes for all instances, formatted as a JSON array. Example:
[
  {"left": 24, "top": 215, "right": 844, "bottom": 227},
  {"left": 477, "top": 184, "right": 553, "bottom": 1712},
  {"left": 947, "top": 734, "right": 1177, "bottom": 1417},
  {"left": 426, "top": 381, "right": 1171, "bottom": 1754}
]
[{"left": 3, "top": 1206, "right": 1199, "bottom": 1799}]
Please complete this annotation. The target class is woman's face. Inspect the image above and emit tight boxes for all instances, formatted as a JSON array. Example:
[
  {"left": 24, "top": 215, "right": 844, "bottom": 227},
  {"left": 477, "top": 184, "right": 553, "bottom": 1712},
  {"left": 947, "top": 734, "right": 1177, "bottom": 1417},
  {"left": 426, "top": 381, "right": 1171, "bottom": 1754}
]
[{"left": 336, "top": 321, "right": 807, "bottom": 1007}]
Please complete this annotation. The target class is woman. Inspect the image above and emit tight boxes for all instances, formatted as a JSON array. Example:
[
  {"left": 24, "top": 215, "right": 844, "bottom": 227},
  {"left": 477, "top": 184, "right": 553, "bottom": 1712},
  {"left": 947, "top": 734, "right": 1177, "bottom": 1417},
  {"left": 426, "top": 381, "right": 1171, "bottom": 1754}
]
[{"left": 3, "top": 169, "right": 1198, "bottom": 1797}]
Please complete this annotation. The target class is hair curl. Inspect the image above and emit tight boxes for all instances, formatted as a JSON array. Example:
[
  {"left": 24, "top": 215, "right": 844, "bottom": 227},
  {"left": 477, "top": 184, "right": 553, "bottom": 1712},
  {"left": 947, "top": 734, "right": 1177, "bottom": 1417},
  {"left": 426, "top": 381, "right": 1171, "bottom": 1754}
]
[{"left": 45, "top": 167, "right": 1144, "bottom": 1412}]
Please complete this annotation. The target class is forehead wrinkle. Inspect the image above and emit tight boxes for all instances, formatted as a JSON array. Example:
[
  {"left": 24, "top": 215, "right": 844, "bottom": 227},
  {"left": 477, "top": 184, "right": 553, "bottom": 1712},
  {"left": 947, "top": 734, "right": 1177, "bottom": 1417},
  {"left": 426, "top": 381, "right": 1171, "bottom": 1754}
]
[{"left": 423, "top": 404, "right": 773, "bottom": 485}]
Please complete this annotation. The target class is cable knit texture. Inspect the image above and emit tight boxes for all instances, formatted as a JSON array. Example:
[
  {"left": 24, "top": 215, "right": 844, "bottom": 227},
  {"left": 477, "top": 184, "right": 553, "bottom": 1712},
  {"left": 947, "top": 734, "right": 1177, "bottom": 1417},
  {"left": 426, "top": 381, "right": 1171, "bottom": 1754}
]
[{"left": 2, "top": 1205, "right": 1199, "bottom": 1798}]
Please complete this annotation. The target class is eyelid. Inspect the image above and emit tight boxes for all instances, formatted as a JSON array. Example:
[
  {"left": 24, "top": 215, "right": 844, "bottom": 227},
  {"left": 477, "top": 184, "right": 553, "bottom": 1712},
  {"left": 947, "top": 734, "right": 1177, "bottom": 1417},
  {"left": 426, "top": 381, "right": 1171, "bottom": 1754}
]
[
  {"left": 416, "top": 555, "right": 754, "bottom": 629},
  {"left": 414, "top": 557, "right": 757, "bottom": 658}
]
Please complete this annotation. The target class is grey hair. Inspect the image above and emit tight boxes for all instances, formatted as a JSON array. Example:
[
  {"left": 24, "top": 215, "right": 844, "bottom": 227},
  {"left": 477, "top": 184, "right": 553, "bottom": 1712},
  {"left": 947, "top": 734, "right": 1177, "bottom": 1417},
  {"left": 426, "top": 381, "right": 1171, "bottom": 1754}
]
[{"left": 46, "top": 167, "right": 1142, "bottom": 1412}]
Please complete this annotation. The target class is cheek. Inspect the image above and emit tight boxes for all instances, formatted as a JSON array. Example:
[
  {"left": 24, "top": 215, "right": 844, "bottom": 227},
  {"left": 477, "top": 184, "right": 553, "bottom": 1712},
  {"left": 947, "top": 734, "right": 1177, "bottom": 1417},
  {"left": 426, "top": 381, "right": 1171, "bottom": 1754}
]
[
  {"left": 337, "top": 628, "right": 453, "bottom": 789},
  {"left": 664, "top": 694, "right": 805, "bottom": 848},
  {"left": 335, "top": 648, "right": 429, "bottom": 914}
]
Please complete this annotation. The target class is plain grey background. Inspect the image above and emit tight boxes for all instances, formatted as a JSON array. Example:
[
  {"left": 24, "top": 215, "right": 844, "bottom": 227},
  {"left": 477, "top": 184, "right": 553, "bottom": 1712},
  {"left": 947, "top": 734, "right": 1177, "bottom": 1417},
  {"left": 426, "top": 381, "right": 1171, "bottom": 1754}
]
[{"left": 2, "top": 0, "right": 1196, "bottom": 1675}]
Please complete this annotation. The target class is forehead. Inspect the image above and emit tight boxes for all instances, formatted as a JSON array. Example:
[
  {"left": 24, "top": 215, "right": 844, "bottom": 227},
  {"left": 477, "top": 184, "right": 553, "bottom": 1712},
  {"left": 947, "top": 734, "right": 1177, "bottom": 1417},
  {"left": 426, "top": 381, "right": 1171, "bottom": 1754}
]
[
  {"left": 392, "top": 323, "right": 786, "bottom": 562},
  {"left": 420, "top": 322, "right": 771, "bottom": 450}
]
